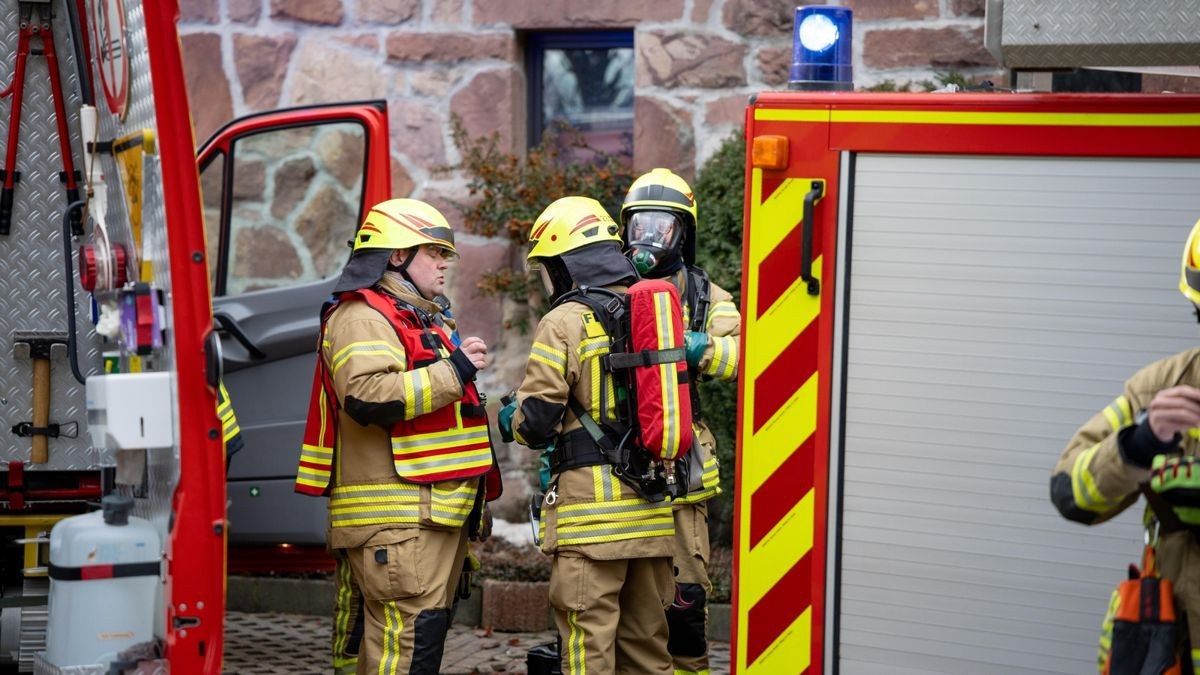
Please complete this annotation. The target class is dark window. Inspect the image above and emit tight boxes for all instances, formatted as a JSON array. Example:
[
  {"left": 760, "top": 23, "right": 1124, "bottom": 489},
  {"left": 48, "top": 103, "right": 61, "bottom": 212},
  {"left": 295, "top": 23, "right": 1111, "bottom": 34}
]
[{"left": 527, "top": 31, "right": 634, "bottom": 160}]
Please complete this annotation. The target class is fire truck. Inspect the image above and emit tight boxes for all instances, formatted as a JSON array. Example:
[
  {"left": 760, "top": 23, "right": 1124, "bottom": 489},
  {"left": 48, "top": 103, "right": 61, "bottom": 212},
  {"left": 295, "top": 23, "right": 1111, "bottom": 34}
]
[
  {"left": 0, "top": 0, "right": 394, "bottom": 670},
  {"left": 732, "top": 3, "right": 1200, "bottom": 674}
]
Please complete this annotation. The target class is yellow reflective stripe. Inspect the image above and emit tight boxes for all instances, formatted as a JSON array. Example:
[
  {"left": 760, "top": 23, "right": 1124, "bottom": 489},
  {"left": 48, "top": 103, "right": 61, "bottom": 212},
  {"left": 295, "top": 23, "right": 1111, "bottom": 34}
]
[
  {"left": 392, "top": 426, "right": 489, "bottom": 453},
  {"left": 655, "top": 290, "right": 681, "bottom": 460},
  {"left": 591, "top": 356, "right": 602, "bottom": 419},
  {"left": 401, "top": 369, "right": 432, "bottom": 419},
  {"left": 531, "top": 342, "right": 568, "bottom": 375},
  {"left": 704, "top": 335, "right": 738, "bottom": 379},
  {"left": 334, "top": 555, "right": 355, "bottom": 662},
  {"left": 556, "top": 517, "right": 675, "bottom": 545},
  {"left": 566, "top": 610, "right": 585, "bottom": 674},
  {"left": 557, "top": 496, "right": 670, "bottom": 516},
  {"left": 1102, "top": 396, "right": 1133, "bottom": 431},
  {"left": 558, "top": 503, "right": 674, "bottom": 523},
  {"left": 674, "top": 669, "right": 711, "bottom": 675},
  {"left": 301, "top": 444, "right": 334, "bottom": 459},
  {"left": 578, "top": 336, "right": 609, "bottom": 359},
  {"left": 593, "top": 466, "right": 608, "bottom": 502},
  {"left": 296, "top": 473, "right": 330, "bottom": 489},
  {"left": 1191, "top": 648, "right": 1200, "bottom": 674},
  {"left": 332, "top": 483, "right": 421, "bottom": 498},
  {"left": 608, "top": 472, "right": 622, "bottom": 500},
  {"left": 431, "top": 482, "right": 480, "bottom": 525},
  {"left": 1071, "top": 443, "right": 1116, "bottom": 513},
  {"left": 395, "top": 452, "right": 493, "bottom": 478},
  {"left": 380, "top": 600, "right": 403, "bottom": 675},
  {"left": 705, "top": 302, "right": 739, "bottom": 328},
  {"left": 332, "top": 340, "right": 407, "bottom": 375}
]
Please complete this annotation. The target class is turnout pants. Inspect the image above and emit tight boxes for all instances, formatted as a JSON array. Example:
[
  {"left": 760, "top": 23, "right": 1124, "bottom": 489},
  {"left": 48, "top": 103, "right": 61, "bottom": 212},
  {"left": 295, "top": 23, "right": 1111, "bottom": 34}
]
[
  {"left": 668, "top": 502, "right": 711, "bottom": 675},
  {"left": 332, "top": 549, "right": 365, "bottom": 674},
  {"left": 550, "top": 552, "right": 674, "bottom": 675},
  {"left": 344, "top": 526, "right": 468, "bottom": 675}
]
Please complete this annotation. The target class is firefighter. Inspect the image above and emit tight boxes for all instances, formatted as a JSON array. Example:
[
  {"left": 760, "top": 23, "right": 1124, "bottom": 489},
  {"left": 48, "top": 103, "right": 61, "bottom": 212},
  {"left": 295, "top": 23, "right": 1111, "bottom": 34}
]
[
  {"left": 1052, "top": 218, "right": 1200, "bottom": 673},
  {"left": 620, "top": 167, "right": 739, "bottom": 674},
  {"left": 294, "top": 198, "right": 494, "bottom": 675},
  {"left": 499, "top": 196, "right": 675, "bottom": 675}
]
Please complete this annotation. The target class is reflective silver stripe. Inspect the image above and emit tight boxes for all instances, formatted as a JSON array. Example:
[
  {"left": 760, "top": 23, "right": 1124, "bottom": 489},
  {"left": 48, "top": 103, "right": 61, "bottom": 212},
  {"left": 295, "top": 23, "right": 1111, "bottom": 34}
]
[
  {"left": 557, "top": 499, "right": 672, "bottom": 520},
  {"left": 530, "top": 342, "right": 568, "bottom": 375},
  {"left": 297, "top": 467, "right": 330, "bottom": 481},
  {"left": 707, "top": 335, "right": 737, "bottom": 379},
  {"left": 331, "top": 484, "right": 420, "bottom": 499},
  {"left": 556, "top": 519, "right": 675, "bottom": 544},
  {"left": 392, "top": 427, "right": 489, "bottom": 452},
  {"left": 332, "top": 341, "right": 407, "bottom": 374},
  {"left": 395, "top": 448, "right": 493, "bottom": 471},
  {"left": 655, "top": 291, "right": 679, "bottom": 458},
  {"left": 578, "top": 337, "right": 609, "bottom": 360}
]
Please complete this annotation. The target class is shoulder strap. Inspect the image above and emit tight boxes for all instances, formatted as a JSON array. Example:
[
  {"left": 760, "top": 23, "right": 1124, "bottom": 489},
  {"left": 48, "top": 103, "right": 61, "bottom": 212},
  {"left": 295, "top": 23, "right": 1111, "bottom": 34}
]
[
  {"left": 554, "top": 286, "right": 626, "bottom": 338},
  {"left": 685, "top": 266, "right": 710, "bottom": 334}
]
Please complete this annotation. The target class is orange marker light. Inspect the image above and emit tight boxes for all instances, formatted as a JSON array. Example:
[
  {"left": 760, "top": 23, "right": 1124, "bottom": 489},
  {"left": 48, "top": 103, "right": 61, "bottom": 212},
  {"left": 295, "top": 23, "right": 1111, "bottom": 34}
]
[{"left": 752, "top": 135, "right": 789, "bottom": 169}]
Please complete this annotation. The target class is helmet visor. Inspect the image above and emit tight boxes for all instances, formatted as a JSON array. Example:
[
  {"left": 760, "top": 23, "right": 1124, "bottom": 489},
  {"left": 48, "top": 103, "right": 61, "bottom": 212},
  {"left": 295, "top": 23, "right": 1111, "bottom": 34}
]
[{"left": 625, "top": 210, "right": 684, "bottom": 253}]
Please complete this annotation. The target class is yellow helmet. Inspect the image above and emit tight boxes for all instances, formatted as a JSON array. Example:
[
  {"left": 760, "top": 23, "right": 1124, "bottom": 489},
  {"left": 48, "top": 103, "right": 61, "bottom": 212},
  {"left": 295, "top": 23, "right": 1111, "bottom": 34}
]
[
  {"left": 527, "top": 196, "right": 621, "bottom": 261},
  {"left": 621, "top": 168, "right": 697, "bottom": 228},
  {"left": 620, "top": 168, "right": 697, "bottom": 271},
  {"left": 353, "top": 198, "right": 457, "bottom": 256},
  {"left": 1180, "top": 218, "right": 1200, "bottom": 304}
]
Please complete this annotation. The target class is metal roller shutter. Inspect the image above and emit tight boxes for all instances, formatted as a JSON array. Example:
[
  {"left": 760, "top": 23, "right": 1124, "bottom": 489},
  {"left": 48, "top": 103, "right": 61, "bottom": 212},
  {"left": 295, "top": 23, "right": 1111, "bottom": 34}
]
[{"left": 836, "top": 153, "right": 1200, "bottom": 674}]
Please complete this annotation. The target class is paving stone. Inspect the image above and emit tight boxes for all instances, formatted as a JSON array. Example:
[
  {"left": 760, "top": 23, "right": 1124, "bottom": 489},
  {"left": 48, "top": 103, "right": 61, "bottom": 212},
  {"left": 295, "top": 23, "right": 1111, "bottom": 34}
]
[{"left": 224, "top": 611, "right": 731, "bottom": 673}]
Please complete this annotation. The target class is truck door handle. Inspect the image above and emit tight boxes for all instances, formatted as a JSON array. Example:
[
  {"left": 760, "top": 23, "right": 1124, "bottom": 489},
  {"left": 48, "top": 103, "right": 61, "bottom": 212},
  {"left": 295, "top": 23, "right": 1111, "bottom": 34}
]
[
  {"left": 213, "top": 312, "right": 267, "bottom": 360},
  {"left": 801, "top": 179, "right": 825, "bottom": 296}
]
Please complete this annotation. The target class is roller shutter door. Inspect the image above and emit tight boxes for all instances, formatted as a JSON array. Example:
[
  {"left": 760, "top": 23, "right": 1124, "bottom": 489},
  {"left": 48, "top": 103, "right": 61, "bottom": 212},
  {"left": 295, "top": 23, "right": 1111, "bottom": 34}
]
[{"left": 837, "top": 154, "right": 1200, "bottom": 674}]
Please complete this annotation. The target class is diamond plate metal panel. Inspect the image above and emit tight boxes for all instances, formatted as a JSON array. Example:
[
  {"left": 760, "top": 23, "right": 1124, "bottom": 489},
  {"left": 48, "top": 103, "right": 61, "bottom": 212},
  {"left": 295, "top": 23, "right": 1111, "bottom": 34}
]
[
  {"left": 0, "top": 0, "right": 98, "bottom": 471},
  {"left": 991, "top": 0, "right": 1200, "bottom": 68}
]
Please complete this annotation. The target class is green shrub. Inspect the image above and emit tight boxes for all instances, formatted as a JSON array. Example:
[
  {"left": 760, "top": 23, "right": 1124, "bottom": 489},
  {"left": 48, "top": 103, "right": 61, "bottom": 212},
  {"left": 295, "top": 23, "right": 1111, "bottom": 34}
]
[
  {"left": 693, "top": 131, "right": 746, "bottom": 548},
  {"left": 448, "top": 117, "right": 635, "bottom": 326}
]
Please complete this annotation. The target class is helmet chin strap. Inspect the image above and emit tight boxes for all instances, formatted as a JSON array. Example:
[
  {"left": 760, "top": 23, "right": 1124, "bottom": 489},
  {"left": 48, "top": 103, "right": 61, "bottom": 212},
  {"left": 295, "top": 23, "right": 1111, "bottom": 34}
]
[{"left": 386, "top": 247, "right": 419, "bottom": 287}]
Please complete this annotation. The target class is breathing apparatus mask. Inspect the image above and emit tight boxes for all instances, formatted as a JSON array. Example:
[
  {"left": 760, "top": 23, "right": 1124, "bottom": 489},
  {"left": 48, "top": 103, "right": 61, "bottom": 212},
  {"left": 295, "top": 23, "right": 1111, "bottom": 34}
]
[{"left": 624, "top": 210, "right": 685, "bottom": 276}]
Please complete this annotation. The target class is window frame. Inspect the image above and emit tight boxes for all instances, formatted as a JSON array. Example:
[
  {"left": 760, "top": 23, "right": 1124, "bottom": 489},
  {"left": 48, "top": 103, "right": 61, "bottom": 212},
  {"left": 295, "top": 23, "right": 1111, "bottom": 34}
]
[{"left": 525, "top": 30, "right": 634, "bottom": 150}]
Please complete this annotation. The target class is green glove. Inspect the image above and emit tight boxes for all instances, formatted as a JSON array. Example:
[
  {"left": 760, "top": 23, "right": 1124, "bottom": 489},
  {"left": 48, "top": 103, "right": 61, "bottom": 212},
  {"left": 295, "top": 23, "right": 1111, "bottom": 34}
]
[
  {"left": 1149, "top": 454, "right": 1200, "bottom": 525},
  {"left": 498, "top": 400, "right": 517, "bottom": 443},
  {"left": 538, "top": 445, "right": 555, "bottom": 492},
  {"left": 684, "top": 330, "right": 709, "bottom": 368}
]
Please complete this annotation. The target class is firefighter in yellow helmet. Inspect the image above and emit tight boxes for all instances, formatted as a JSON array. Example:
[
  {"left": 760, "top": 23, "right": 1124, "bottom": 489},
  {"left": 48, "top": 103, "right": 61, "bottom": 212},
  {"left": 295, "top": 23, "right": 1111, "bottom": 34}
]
[
  {"left": 1053, "top": 218, "right": 1200, "bottom": 673},
  {"left": 621, "top": 168, "right": 740, "bottom": 674},
  {"left": 294, "top": 198, "right": 497, "bottom": 674},
  {"left": 500, "top": 196, "right": 675, "bottom": 674}
]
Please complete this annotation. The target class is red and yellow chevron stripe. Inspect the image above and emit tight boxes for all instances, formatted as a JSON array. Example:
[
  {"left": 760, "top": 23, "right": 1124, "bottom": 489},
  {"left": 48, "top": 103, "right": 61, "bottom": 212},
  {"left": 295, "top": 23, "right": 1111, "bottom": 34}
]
[{"left": 734, "top": 167, "right": 829, "bottom": 674}]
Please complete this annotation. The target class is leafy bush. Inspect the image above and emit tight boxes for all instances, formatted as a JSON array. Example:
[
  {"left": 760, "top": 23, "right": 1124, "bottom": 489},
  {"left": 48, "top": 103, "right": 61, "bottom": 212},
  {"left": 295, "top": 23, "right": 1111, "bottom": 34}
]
[
  {"left": 693, "top": 131, "right": 746, "bottom": 547},
  {"left": 707, "top": 546, "right": 734, "bottom": 603},
  {"left": 449, "top": 117, "right": 635, "bottom": 325}
]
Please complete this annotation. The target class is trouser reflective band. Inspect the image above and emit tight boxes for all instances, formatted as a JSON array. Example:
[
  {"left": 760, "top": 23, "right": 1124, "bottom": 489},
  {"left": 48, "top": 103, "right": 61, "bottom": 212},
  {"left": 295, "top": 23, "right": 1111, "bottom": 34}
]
[{"left": 47, "top": 561, "right": 160, "bottom": 580}]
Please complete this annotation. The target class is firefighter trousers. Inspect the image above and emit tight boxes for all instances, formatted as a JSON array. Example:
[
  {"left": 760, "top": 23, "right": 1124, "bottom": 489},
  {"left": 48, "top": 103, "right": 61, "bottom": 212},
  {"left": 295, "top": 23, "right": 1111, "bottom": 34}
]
[
  {"left": 344, "top": 526, "right": 468, "bottom": 675},
  {"left": 549, "top": 552, "right": 674, "bottom": 675},
  {"left": 668, "top": 502, "right": 711, "bottom": 675},
  {"left": 332, "top": 549, "right": 364, "bottom": 674}
]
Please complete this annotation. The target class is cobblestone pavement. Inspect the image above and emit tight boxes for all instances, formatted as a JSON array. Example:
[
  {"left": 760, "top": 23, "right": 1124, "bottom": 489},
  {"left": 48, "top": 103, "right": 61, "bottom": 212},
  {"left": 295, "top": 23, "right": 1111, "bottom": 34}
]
[{"left": 223, "top": 612, "right": 731, "bottom": 674}]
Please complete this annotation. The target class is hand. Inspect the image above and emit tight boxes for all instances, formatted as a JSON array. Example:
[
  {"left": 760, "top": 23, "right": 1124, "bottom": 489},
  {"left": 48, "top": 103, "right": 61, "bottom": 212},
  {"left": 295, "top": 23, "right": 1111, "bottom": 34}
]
[
  {"left": 460, "top": 336, "right": 488, "bottom": 370},
  {"left": 497, "top": 400, "right": 517, "bottom": 443},
  {"left": 683, "top": 330, "right": 709, "bottom": 368},
  {"left": 1150, "top": 454, "right": 1200, "bottom": 525},
  {"left": 1147, "top": 385, "right": 1200, "bottom": 443}
]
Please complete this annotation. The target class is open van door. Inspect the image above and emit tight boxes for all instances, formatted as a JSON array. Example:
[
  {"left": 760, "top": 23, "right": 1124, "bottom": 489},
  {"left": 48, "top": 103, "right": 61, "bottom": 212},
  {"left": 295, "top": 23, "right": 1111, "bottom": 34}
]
[{"left": 196, "top": 102, "right": 391, "bottom": 552}]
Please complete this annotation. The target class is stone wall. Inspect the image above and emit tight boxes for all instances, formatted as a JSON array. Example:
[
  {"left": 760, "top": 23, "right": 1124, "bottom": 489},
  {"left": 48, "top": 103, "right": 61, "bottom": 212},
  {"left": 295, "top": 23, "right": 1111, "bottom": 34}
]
[{"left": 179, "top": 0, "right": 1002, "bottom": 397}]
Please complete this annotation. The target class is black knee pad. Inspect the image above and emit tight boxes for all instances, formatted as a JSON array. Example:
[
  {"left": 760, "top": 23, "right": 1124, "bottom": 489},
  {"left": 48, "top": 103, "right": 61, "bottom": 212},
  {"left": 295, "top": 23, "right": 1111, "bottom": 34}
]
[
  {"left": 346, "top": 600, "right": 365, "bottom": 657},
  {"left": 410, "top": 607, "right": 452, "bottom": 675},
  {"left": 666, "top": 582, "right": 708, "bottom": 657}
]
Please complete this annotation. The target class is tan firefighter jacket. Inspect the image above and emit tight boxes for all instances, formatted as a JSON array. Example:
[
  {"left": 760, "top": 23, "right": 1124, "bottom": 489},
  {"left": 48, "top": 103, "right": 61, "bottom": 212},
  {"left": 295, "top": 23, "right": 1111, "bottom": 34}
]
[
  {"left": 671, "top": 267, "right": 740, "bottom": 505},
  {"left": 513, "top": 284, "right": 676, "bottom": 561},
  {"left": 1052, "top": 346, "right": 1200, "bottom": 666},
  {"left": 319, "top": 276, "right": 480, "bottom": 551}
]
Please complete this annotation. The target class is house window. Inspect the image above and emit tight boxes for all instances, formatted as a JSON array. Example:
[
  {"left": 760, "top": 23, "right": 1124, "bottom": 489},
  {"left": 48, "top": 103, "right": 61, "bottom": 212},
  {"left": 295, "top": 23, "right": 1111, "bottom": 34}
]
[{"left": 527, "top": 31, "right": 634, "bottom": 159}]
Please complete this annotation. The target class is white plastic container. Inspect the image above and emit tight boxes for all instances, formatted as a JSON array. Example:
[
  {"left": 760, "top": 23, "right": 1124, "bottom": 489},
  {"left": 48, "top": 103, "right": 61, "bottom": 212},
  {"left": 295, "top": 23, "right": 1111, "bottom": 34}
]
[{"left": 45, "top": 495, "right": 161, "bottom": 668}]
